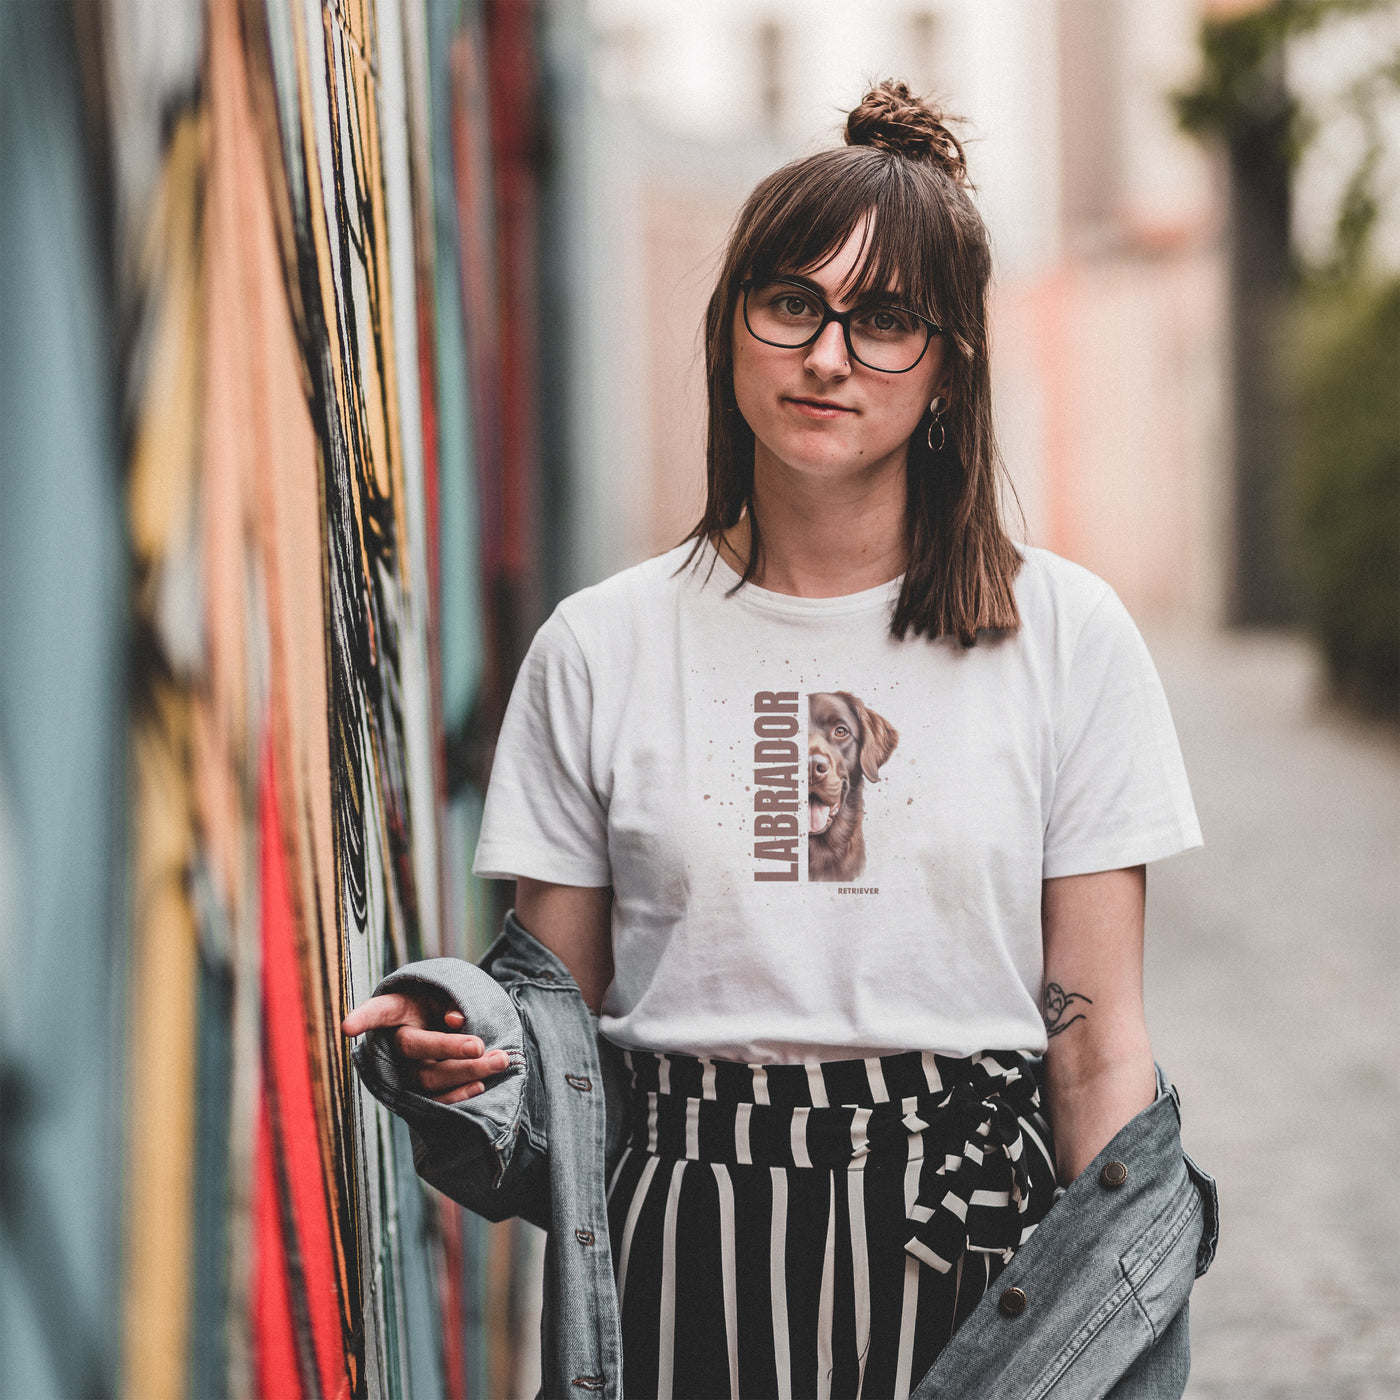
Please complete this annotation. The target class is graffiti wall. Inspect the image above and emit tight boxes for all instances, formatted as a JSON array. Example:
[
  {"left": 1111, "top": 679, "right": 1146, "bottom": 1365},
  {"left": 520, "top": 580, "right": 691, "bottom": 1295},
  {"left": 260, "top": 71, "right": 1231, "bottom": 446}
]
[{"left": 1, "top": 0, "right": 542, "bottom": 1396}]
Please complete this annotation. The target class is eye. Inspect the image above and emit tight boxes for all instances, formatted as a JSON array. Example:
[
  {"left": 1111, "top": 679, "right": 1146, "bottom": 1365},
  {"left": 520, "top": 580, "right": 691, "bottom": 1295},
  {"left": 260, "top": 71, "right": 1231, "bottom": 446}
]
[
  {"left": 856, "top": 306, "right": 918, "bottom": 337},
  {"left": 833, "top": 724, "right": 850, "bottom": 738},
  {"left": 766, "top": 288, "right": 821, "bottom": 320}
]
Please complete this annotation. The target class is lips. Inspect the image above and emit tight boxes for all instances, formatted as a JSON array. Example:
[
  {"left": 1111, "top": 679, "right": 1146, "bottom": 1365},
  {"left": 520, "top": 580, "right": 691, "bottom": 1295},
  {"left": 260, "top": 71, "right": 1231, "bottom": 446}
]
[
  {"left": 785, "top": 396, "right": 856, "bottom": 417},
  {"left": 809, "top": 796, "right": 841, "bottom": 834}
]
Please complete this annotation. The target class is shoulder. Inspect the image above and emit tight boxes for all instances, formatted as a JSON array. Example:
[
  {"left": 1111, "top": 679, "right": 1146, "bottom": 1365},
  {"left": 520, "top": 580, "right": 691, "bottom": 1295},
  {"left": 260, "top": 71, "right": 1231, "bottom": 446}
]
[
  {"left": 1014, "top": 545, "right": 1115, "bottom": 623},
  {"left": 1013, "top": 546, "right": 1153, "bottom": 677},
  {"left": 1012, "top": 546, "right": 1143, "bottom": 652}
]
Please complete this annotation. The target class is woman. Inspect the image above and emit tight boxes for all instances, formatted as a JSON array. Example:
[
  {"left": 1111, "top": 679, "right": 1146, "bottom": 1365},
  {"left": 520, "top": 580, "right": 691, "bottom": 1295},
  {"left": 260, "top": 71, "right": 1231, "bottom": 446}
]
[{"left": 345, "top": 82, "right": 1210, "bottom": 1398}]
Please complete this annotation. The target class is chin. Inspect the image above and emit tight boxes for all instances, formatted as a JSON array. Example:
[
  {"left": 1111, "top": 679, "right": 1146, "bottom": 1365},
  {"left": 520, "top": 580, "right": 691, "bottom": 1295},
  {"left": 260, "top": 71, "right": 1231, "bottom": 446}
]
[
  {"left": 765, "top": 439, "right": 904, "bottom": 480},
  {"left": 767, "top": 448, "right": 857, "bottom": 479}
]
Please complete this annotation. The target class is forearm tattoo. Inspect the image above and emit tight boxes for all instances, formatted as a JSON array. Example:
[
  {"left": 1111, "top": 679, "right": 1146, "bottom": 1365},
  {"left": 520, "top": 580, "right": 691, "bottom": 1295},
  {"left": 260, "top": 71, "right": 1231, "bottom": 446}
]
[{"left": 1042, "top": 982, "right": 1092, "bottom": 1039}]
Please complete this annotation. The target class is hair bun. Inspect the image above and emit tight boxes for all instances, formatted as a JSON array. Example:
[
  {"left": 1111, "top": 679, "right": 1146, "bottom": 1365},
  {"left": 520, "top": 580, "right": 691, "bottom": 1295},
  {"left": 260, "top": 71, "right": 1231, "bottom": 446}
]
[{"left": 845, "top": 80, "right": 969, "bottom": 185}]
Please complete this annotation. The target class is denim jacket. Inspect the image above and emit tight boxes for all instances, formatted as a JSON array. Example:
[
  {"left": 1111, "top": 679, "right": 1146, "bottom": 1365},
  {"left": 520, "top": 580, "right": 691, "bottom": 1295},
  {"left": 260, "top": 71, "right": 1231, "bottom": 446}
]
[{"left": 353, "top": 913, "right": 1218, "bottom": 1400}]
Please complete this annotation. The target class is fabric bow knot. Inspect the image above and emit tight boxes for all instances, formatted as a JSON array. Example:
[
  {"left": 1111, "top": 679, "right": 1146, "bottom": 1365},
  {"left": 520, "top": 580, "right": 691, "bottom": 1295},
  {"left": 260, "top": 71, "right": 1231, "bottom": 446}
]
[{"left": 900, "top": 1062, "right": 1044, "bottom": 1275}]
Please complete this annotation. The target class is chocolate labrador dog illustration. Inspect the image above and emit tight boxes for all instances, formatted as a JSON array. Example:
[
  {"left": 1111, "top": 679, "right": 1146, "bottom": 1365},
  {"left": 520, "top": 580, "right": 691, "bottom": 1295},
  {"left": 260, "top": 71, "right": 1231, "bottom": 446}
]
[{"left": 808, "top": 691, "right": 899, "bottom": 882}]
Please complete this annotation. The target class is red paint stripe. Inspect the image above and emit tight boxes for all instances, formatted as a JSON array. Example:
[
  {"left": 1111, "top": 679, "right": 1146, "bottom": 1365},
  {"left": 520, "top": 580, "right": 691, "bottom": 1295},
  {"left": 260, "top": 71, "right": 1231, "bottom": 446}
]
[
  {"left": 437, "top": 1198, "right": 469, "bottom": 1400},
  {"left": 261, "top": 737, "right": 351, "bottom": 1399},
  {"left": 253, "top": 1088, "right": 304, "bottom": 1400}
]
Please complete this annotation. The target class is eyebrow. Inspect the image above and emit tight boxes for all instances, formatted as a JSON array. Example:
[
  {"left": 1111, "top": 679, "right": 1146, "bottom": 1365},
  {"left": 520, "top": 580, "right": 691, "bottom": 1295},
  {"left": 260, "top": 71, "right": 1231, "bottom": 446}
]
[{"left": 771, "top": 272, "right": 911, "bottom": 310}]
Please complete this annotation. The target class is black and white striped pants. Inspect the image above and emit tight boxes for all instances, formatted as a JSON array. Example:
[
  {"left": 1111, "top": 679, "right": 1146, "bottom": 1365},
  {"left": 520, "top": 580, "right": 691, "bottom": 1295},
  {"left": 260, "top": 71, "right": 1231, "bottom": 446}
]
[{"left": 606, "top": 1047, "right": 1059, "bottom": 1400}]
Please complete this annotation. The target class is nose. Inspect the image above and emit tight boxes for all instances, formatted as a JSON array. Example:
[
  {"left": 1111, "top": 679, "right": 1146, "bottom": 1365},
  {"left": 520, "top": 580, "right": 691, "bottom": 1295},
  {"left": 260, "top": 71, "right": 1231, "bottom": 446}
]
[
  {"left": 809, "top": 748, "right": 829, "bottom": 780},
  {"left": 803, "top": 319, "right": 850, "bottom": 381}
]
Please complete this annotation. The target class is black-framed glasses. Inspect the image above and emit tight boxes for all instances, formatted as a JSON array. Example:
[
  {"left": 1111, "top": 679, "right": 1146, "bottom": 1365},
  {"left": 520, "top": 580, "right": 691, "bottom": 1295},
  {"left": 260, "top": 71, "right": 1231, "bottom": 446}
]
[{"left": 740, "top": 277, "right": 943, "bottom": 373}]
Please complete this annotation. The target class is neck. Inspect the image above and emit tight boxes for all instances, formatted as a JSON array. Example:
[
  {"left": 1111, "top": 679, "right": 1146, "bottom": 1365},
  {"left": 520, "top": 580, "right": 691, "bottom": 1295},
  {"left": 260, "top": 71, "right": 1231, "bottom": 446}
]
[{"left": 720, "top": 446, "right": 909, "bottom": 598}]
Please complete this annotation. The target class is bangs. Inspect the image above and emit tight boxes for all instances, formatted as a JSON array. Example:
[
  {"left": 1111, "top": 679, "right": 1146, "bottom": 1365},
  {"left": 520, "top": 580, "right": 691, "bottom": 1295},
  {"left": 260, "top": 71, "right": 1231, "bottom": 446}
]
[{"left": 738, "top": 148, "right": 951, "bottom": 323}]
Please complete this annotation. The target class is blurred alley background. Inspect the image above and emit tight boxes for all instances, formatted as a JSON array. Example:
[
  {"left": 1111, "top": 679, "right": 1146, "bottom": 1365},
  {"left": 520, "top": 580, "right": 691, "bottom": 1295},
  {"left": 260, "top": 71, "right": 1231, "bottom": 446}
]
[{"left": 1, "top": 0, "right": 1396, "bottom": 1397}]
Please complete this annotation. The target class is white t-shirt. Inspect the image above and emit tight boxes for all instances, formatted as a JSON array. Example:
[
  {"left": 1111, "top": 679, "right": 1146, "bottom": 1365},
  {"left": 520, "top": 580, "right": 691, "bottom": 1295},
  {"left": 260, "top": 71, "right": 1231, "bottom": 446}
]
[{"left": 473, "top": 542, "right": 1201, "bottom": 1062}]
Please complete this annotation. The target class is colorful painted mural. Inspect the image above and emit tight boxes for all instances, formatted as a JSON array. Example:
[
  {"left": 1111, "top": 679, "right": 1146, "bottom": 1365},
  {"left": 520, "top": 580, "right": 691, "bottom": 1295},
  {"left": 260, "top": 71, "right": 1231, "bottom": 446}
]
[{"left": 2, "top": 0, "right": 543, "bottom": 1396}]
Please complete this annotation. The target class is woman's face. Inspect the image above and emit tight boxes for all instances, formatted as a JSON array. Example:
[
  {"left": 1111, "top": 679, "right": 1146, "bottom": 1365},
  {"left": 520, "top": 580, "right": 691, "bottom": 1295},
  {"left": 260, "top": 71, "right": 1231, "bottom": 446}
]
[{"left": 730, "top": 218, "right": 948, "bottom": 490}]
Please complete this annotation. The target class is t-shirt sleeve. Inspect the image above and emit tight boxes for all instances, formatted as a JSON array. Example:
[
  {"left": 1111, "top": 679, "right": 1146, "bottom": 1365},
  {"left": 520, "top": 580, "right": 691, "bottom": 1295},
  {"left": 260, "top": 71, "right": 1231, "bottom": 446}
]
[
  {"left": 472, "top": 608, "right": 612, "bottom": 885},
  {"left": 1042, "top": 589, "right": 1202, "bottom": 878}
]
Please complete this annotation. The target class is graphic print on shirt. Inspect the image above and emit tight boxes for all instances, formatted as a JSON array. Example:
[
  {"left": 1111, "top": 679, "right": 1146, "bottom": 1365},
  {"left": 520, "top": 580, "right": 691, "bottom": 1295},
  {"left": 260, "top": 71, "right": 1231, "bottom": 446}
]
[{"left": 807, "top": 691, "right": 900, "bottom": 883}]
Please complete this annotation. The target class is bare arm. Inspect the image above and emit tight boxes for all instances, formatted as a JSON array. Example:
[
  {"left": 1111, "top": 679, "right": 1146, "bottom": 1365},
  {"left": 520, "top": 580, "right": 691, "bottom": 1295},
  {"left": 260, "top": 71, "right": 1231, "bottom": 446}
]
[
  {"left": 1040, "top": 865, "right": 1156, "bottom": 1185},
  {"left": 514, "top": 876, "right": 614, "bottom": 1014}
]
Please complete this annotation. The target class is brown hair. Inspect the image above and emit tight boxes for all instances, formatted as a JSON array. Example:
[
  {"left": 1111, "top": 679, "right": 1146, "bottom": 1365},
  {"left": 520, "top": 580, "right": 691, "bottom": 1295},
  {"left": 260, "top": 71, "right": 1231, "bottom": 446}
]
[{"left": 683, "top": 80, "right": 1021, "bottom": 644}]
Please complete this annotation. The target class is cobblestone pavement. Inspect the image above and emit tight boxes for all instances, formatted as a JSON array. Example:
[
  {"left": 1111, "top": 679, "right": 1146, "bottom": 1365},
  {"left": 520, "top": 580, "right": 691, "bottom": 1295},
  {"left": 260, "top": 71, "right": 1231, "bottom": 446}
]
[{"left": 1143, "top": 630, "right": 1400, "bottom": 1399}]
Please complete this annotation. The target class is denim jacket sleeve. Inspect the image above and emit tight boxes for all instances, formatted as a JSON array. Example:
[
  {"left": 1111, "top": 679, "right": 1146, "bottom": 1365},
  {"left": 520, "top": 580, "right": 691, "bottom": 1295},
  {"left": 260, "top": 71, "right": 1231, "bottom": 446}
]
[
  {"left": 353, "top": 920, "right": 628, "bottom": 1399},
  {"left": 914, "top": 1066, "right": 1219, "bottom": 1400},
  {"left": 350, "top": 957, "right": 553, "bottom": 1232}
]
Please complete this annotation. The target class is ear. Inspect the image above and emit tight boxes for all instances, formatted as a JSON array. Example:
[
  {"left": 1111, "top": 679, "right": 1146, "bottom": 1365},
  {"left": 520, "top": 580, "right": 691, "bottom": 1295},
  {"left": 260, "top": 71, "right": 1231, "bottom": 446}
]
[
  {"left": 929, "top": 363, "right": 953, "bottom": 407},
  {"left": 853, "top": 699, "right": 899, "bottom": 781}
]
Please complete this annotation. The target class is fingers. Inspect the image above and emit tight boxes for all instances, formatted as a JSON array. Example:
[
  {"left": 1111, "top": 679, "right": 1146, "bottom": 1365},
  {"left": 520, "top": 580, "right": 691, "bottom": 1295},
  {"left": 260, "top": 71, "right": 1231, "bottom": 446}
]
[
  {"left": 339, "top": 987, "right": 511, "bottom": 1103},
  {"left": 341, "top": 990, "right": 441, "bottom": 1038},
  {"left": 393, "top": 1025, "right": 490, "bottom": 1062},
  {"left": 432, "top": 1081, "right": 489, "bottom": 1105},
  {"left": 415, "top": 1051, "right": 510, "bottom": 1093}
]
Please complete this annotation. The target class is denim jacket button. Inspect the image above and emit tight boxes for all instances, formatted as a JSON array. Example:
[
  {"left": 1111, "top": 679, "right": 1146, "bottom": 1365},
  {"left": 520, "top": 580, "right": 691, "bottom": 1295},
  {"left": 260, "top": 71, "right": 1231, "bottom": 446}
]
[
  {"left": 998, "top": 1286, "right": 1028, "bottom": 1317},
  {"left": 575, "top": 1228, "right": 595, "bottom": 1246},
  {"left": 1100, "top": 1159, "right": 1129, "bottom": 1188},
  {"left": 565, "top": 1073, "right": 594, "bottom": 1092},
  {"left": 570, "top": 1377, "right": 605, "bottom": 1391}
]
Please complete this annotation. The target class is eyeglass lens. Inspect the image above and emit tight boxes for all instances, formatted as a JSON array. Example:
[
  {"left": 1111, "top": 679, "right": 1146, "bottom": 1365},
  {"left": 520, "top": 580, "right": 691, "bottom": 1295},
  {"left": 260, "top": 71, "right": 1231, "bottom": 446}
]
[{"left": 744, "top": 281, "right": 932, "bottom": 372}]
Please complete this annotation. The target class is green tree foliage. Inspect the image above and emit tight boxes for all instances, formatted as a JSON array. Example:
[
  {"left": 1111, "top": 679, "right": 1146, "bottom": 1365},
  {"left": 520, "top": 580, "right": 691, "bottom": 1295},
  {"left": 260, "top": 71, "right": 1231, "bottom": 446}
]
[
  {"left": 1173, "top": 0, "right": 1381, "bottom": 155},
  {"left": 1288, "top": 277, "right": 1400, "bottom": 713}
]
